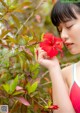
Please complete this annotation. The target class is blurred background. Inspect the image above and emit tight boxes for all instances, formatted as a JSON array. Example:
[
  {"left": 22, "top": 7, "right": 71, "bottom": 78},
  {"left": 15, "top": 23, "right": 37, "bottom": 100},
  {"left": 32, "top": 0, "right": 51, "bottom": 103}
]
[{"left": 0, "top": 0, "right": 79, "bottom": 113}]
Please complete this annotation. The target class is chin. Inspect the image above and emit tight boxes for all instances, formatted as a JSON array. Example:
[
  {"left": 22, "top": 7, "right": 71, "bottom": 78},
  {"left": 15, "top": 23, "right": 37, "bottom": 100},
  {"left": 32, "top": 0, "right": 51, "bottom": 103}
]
[{"left": 70, "top": 50, "right": 80, "bottom": 55}]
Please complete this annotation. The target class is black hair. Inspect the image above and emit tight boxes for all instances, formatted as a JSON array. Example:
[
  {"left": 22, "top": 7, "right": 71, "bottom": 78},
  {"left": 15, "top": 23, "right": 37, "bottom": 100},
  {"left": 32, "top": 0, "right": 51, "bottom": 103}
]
[{"left": 51, "top": 1, "right": 80, "bottom": 27}]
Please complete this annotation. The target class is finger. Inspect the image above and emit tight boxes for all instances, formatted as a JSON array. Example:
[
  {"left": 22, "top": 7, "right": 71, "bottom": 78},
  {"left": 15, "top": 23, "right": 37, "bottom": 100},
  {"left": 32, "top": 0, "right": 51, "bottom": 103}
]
[
  {"left": 38, "top": 50, "right": 47, "bottom": 61},
  {"left": 34, "top": 47, "right": 43, "bottom": 61},
  {"left": 38, "top": 47, "right": 50, "bottom": 59}
]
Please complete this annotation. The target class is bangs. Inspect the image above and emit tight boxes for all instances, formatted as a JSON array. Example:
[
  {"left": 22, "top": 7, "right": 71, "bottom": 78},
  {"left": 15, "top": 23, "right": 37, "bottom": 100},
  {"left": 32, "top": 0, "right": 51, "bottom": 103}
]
[{"left": 51, "top": 1, "right": 77, "bottom": 26}]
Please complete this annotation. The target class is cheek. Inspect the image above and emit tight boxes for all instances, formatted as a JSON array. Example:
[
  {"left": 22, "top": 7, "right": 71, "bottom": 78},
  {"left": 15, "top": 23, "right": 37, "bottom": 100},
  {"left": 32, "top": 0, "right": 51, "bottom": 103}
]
[
  {"left": 70, "top": 24, "right": 80, "bottom": 42},
  {"left": 73, "top": 23, "right": 80, "bottom": 32}
]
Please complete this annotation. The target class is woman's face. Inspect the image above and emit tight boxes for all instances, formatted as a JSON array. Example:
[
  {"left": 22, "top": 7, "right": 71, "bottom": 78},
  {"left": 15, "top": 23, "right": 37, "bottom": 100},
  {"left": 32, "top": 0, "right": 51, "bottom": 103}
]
[{"left": 58, "top": 11, "right": 80, "bottom": 55}]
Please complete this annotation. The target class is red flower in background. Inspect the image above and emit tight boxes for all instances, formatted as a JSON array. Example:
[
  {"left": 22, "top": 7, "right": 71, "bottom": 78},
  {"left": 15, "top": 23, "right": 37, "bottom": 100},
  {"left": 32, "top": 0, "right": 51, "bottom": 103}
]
[{"left": 40, "top": 33, "right": 63, "bottom": 58}]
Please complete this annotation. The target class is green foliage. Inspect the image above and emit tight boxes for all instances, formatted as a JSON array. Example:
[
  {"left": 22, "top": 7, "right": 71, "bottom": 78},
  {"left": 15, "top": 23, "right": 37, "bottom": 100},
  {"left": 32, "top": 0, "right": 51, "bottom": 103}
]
[
  {"left": 0, "top": 0, "right": 53, "bottom": 113},
  {"left": 3, "top": 75, "right": 18, "bottom": 94},
  {"left": 26, "top": 81, "right": 38, "bottom": 94}
]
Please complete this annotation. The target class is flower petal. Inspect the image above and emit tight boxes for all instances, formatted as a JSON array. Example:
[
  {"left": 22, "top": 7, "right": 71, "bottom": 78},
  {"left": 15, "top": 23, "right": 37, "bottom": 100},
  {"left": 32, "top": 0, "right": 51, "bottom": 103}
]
[
  {"left": 43, "top": 33, "right": 54, "bottom": 40},
  {"left": 47, "top": 48, "right": 58, "bottom": 58},
  {"left": 40, "top": 33, "right": 63, "bottom": 58}
]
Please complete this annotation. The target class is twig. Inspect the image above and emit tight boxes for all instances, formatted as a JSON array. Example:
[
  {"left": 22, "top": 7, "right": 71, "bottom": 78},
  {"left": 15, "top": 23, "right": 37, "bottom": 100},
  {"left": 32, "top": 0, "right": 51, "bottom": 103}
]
[
  {"left": 0, "top": 11, "right": 8, "bottom": 20},
  {"left": 32, "top": 98, "right": 44, "bottom": 108},
  {"left": 14, "top": 12, "right": 33, "bottom": 38},
  {"left": 14, "top": 0, "right": 45, "bottom": 38},
  {"left": 40, "top": 97, "right": 48, "bottom": 105},
  {"left": 40, "top": 70, "right": 49, "bottom": 79},
  {"left": 40, "top": 81, "right": 51, "bottom": 87},
  {"left": 35, "top": 0, "right": 44, "bottom": 10},
  {"left": 10, "top": 100, "right": 19, "bottom": 113}
]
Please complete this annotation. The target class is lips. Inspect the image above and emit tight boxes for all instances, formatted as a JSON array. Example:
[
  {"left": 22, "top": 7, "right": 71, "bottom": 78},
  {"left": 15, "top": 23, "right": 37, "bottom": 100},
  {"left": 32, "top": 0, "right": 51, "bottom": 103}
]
[{"left": 65, "top": 43, "right": 74, "bottom": 48}]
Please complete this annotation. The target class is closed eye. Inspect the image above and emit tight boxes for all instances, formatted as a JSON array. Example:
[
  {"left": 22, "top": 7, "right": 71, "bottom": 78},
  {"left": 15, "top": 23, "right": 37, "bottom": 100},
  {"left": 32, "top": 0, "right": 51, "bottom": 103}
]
[{"left": 66, "top": 25, "right": 73, "bottom": 29}]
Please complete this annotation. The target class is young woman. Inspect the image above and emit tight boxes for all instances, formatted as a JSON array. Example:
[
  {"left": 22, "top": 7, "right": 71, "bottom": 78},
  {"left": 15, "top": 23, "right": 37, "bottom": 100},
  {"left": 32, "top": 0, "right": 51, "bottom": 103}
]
[{"left": 36, "top": 1, "right": 80, "bottom": 113}]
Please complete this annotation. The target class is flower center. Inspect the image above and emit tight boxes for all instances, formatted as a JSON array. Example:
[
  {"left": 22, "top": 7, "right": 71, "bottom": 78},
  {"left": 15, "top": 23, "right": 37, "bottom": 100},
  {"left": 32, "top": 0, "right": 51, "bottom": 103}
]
[{"left": 50, "top": 40, "right": 54, "bottom": 46}]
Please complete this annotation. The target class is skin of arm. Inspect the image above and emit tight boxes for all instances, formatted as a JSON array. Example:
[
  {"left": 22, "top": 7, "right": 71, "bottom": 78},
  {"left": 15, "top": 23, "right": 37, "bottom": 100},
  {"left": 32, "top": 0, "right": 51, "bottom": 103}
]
[
  {"left": 50, "top": 66, "right": 75, "bottom": 113},
  {"left": 36, "top": 48, "right": 76, "bottom": 113}
]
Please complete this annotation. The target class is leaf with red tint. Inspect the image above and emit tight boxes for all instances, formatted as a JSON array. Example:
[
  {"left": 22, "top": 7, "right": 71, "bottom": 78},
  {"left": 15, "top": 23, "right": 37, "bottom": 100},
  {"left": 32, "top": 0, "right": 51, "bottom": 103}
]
[
  {"left": 35, "top": 15, "right": 41, "bottom": 23},
  {"left": 48, "top": 105, "right": 59, "bottom": 110},
  {"left": 52, "top": 0, "right": 57, "bottom": 4},
  {"left": 17, "top": 96, "right": 30, "bottom": 106},
  {"left": 36, "top": 50, "right": 38, "bottom": 59},
  {"left": 16, "top": 86, "right": 23, "bottom": 91},
  {"left": 40, "top": 33, "right": 63, "bottom": 58}
]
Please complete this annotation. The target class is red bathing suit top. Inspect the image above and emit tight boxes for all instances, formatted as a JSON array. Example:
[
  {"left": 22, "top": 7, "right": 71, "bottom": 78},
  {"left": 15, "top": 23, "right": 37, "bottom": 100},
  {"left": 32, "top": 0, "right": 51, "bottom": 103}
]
[{"left": 70, "top": 64, "right": 80, "bottom": 113}]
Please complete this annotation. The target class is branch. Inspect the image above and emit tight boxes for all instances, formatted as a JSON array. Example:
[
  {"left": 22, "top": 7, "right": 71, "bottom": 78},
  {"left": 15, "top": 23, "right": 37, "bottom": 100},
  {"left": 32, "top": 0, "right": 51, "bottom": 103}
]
[
  {"left": 35, "top": 0, "right": 44, "bottom": 10},
  {"left": 14, "top": 0, "right": 45, "bottom": 38},
  {"left": 14, "top": 12, "right": 33, "bottom": 38}
]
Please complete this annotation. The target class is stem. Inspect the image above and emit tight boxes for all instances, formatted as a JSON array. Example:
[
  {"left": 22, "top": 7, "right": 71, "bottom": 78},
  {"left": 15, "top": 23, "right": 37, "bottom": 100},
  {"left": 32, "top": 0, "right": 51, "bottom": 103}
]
[
  {"left": 40, "top": 81, "right": 51, "bottom": 87},
  {"left": 40, "top": 71, "right": 49, "bottom": 79},
  {"left": 32, "top": 98, "right": 44, "bottom": 108},
  {"left": 10, "top": 100, "right": 18, "bottom": 113},
  {"left": 40, "top": 97, "right": 48, "bottom": 105},
  {"left": 35, "top": 0, "right": 44, "bottom": 10},
  {"left": 14, "top": 12, "right": 33, "bottom": 38},
  {"left": 0, "top": 11, "right": 8, "bottom": 20},
  {"left": 14, "top": 0, "right": 45, "bottom": 38}
]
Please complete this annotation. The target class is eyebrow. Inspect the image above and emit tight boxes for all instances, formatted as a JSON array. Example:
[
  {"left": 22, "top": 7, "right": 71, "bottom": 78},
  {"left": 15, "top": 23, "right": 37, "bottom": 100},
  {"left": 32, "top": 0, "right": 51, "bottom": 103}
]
[{"left": 58, "top": 19, "right": 73, "bottom": 27}]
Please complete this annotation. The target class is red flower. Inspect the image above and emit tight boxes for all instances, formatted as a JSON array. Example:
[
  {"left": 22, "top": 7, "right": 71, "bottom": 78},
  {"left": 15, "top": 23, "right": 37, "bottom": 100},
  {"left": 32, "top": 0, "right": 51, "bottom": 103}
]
[
  {"left": 48, "top": 105, "right": 59, "bottom": 110},
  {"left": 40, "top": 33, "right": 63, "bottom": 58}
]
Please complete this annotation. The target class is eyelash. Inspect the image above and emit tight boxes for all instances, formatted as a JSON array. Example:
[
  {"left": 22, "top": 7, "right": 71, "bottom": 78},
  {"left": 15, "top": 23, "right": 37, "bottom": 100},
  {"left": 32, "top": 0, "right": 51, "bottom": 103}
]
[
  {"left": 58, "top": 25, "right": 73, "bottom": 34},
  {"left": 66, "top": 25, "right": 73, "bottom": 29}
]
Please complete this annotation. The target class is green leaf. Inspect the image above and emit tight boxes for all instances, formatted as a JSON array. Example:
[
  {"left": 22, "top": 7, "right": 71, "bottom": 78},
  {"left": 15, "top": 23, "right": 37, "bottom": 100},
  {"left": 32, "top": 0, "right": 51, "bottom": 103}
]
[
  {"left": 19, "top": 74, "right": 25, "bottom": 80},
  {"left": 11, "top": 14, "right": 20, "bottom": 28},
  {"left": 26, "top": 82, "right": 30, "bottom": 91},
  {"left": 28, "top": 81, "right": 38, "bottom": 94},
  {"left": 29, "top": 63, "right": 39, "bottom": 72},
  {"left": 48, "top": 100, "right": 52, "bottom": 106},
  {"left": 0, "top": 30, "right": 9, "bottom": 39},
  {"left": 7, "top": 0, "right": 11, "bottom": 6},
  {"left": 32, "top": 69, "right": 39, "bottom": 79},
  {"left": 13, "top": 90, "right": 25, "bottom": 96},
  {"left": 6, "top": 36, "right": 17, "bottom": 44},
  {"left": 1, "top": 1, "right": 8, "bottom": 8},
  {"left": 41, "top": 33, "right": 44, "bottom": 41},
  {"left": 10, "top": 75, "right": 18, "bottom": 94},
  {"left": 24, "top": 0, "right": 30, "bottom": 2},
  {"left": 18, "top": 2, "right": 31, "bottom": 9},
  {"left": 18, "top": 38, "right": 27, "bottom": 45},
  {"left": 44, "top": 105, "right": 48, "bottom": 109},
  {"left": 3, "top": 84, "right": 10, "bottom": 93},
  {"left": 18, "top": 55, "right": 24, "bottom": 70},
  {"left": 10, "top": 0, "right": 18, "bottom": 6},
  {"left": 0, "top": 74, "right": 8, "bottom": 83}
]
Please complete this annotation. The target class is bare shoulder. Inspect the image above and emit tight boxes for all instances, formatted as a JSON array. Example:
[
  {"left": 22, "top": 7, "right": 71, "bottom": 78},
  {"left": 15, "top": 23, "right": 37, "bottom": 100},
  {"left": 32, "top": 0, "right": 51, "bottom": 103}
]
[
  {"left": 61, "top": 64, "right": 72, "bottom": 78},
  {"left": 61, "top": 64, "right": 73, "bottom": 92}
]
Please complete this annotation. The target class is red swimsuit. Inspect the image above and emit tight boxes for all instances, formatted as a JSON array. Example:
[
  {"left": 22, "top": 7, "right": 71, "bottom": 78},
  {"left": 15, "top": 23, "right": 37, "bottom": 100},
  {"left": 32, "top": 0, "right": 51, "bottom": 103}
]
[{"left": 70, "top": 64, "right": 80, "bottom": 113}]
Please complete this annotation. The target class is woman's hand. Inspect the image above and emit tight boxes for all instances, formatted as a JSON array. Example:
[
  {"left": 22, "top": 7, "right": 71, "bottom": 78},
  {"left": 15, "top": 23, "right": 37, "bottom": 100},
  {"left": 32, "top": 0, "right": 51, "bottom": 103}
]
[{"left": 35, "top": 47, "right": 60, "bottom": 70}]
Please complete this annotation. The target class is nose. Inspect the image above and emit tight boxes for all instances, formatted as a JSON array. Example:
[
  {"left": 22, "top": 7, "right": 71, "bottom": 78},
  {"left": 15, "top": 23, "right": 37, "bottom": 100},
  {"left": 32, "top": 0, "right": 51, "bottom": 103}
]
[{"left": 60, "top": 28, "right": 69, "bottom": 42}]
